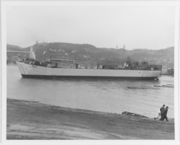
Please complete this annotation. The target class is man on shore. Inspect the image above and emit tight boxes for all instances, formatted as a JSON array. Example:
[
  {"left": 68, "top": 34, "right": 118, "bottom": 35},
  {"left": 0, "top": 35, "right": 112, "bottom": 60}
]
[
  {"left": 154, "top": 104, "right": 165, "bottom": 120},
  {"left": 160, "top": 106, "right": 169, "bottom": 122},
  {"left": 160, "top": 104, "right": 166, "bottom": 118}
]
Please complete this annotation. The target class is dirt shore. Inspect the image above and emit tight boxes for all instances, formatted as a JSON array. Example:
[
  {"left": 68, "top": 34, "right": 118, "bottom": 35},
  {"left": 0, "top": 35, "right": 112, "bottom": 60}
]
[{"left": 7, "top": 98, "right": 174, "bottom": 140}]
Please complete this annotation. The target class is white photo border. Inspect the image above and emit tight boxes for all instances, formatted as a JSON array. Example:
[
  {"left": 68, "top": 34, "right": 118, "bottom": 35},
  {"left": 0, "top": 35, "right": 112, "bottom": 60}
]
[{"left": 1, "top": 0, "right": 180, "bottom": 144}]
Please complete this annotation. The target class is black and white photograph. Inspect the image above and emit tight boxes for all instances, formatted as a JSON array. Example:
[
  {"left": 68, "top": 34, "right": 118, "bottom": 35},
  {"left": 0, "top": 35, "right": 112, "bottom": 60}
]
[{"left": 1, "top": 0, "right": 179, "bottom": 142}]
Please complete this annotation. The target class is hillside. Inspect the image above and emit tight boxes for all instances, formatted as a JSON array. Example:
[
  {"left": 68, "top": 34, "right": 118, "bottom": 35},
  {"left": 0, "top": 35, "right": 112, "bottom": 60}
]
[{"left": 7, "top": 43, "right": 174, "bottom": 68}]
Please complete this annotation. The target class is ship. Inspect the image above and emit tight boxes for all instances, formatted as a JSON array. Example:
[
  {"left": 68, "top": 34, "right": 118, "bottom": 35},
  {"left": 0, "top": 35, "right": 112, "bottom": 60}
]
[{"left": 16, "top": 47, "right": 162, "bottom": 80}]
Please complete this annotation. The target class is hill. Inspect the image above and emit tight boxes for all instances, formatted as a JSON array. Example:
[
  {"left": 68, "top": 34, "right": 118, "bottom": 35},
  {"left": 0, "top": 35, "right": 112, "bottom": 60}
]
[{"left": 7, "top": 42, "right": 174, "bottom": 68}]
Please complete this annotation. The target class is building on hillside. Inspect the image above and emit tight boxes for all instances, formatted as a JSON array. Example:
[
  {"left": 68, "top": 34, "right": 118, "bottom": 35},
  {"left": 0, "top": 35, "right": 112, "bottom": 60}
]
[
  {"left": 167, "top": 68, "right": 174, "bottom": 76},
  {"left": 161, "top": 66, "right": 168, "bottom": 75},
  {"left": 161, "top": 66, "right": 174, "bottom": 75}
]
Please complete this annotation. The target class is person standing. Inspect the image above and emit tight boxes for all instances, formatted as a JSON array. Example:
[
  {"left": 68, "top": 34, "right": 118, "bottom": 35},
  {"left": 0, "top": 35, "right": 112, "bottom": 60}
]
[
  {"left": 160, "top": 104, "right": 166, "bottom": 119},
  {"left": 154, "top": 104, "right": 165, "bottom": 120},
  {"left": 160, "top": 106, "right": 169, "bottom": 122}
]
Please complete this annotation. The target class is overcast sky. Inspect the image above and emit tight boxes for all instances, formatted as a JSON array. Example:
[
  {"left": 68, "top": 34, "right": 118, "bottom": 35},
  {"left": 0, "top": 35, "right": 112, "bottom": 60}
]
[{"left": 6, "top": 3, "right": 176, "bottom": 50}]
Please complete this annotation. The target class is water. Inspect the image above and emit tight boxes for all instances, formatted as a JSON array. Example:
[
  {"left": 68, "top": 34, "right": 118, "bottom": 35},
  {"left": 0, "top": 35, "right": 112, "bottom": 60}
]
[{"left": 7, "top": 65, "right": 174, "bottom": 118}]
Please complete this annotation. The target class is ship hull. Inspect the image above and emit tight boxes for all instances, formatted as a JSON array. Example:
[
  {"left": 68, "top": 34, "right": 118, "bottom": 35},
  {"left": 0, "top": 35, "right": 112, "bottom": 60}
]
[
  {"left": 21, "top": 74, "right": 158, "bottom": 80},
  {"left": 17, "top": 61, "right": 161, "bottom": 80}
]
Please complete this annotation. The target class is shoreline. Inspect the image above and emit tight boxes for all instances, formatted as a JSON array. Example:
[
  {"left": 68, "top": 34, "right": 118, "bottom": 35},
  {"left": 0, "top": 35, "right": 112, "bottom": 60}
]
[{"left": 7, "top": 98, "right": 174, "bottom": 140}]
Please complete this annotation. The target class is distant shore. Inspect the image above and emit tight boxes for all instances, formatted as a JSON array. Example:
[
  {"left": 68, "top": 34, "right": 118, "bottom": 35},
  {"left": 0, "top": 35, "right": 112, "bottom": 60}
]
[{"left": 7, "top": 98, "right": 174, "bottom": 140}]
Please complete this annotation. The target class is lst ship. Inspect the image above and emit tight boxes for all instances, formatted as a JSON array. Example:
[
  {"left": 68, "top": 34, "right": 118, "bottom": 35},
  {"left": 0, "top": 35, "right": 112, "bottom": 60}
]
[{"left": 16, "top": 47, "right": 162, "bottom": 80}]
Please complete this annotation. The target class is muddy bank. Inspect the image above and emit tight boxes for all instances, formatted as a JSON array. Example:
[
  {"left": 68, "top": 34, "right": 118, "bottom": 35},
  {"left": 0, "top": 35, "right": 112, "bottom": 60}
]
[{"left": 7, "top": 98, "right": 174, "bottom": 140}]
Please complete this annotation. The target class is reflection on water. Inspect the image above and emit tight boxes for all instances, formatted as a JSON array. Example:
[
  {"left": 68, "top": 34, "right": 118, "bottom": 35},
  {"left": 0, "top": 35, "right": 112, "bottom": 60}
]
[{"left": 7, "top": 65, "right": 174, "bottom": 118}]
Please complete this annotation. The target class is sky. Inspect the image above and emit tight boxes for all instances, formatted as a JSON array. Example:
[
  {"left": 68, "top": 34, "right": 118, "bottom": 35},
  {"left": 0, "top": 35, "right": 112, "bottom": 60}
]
[{"left": 6, "top": 2, "right": 176, "bottom": 50}]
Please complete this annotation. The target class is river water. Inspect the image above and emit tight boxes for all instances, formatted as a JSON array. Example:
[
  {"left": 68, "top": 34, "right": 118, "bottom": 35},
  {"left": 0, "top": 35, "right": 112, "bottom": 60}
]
[{"left": 7, "top": 65, "right": 174, "bottom": 118}]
